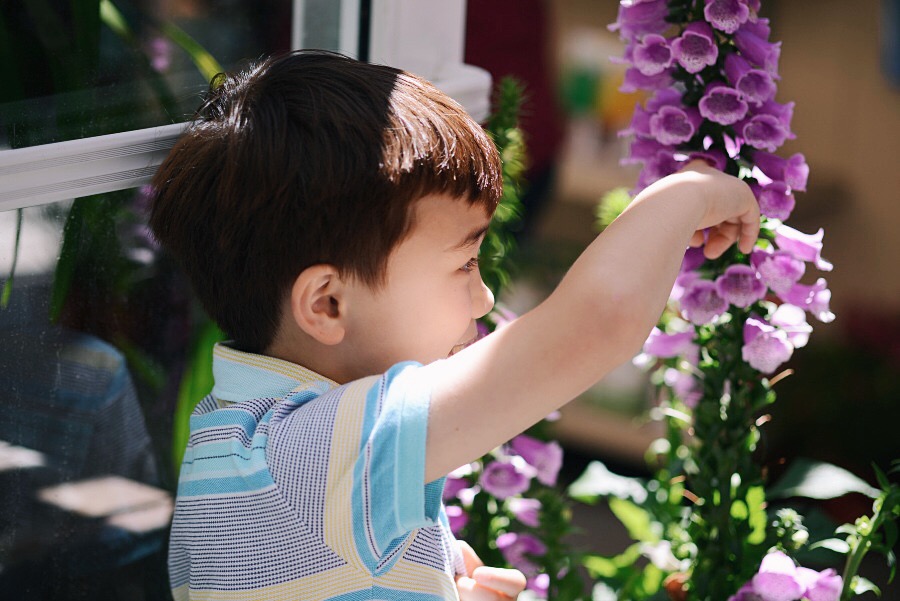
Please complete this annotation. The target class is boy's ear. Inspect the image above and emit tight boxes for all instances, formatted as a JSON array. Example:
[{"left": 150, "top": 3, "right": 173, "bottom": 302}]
[{"left": 289, "top": 265, "right": 346, "bottom": 346}]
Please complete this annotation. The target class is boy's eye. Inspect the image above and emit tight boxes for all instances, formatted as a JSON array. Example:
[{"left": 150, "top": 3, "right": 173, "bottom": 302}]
[{"left": 460, "top": 257, "right": 479, "bottom": 273}]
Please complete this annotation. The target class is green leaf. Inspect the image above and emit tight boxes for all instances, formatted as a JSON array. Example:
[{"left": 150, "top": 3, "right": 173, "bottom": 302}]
[
  {"left": 568, "top": 460, "right": 649, "bottom": 504},
  {"left": 809, "top": 538, "right": 851, "bottom": 554},
  {"left": 161, "top": 21, "right": 224, "bottom": 82},
  {"left": 582, "top": 544, "right": 643, "bottom": 579},
  {"left": 609, "top": 497, "right": 660, "bottom": 543},
  {"left": 1, "top": 209, "right": 22, "bottom": 308},
  {"left": 768, "top": 458, "right": 881, "bottom": 500}
]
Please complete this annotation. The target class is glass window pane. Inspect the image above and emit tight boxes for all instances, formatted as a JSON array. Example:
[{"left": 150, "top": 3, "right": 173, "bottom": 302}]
[{"left": 0, "top": 0, "right": 295, "bottom": 149}]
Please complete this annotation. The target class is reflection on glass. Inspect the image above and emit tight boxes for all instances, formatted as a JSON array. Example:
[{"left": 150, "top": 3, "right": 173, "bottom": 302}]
[{"left": 0, "top": 0, "right": 293, "bottom": 148}]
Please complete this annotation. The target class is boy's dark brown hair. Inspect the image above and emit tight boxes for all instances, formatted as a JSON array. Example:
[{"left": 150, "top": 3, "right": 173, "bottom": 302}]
[{"left": 150, "top": 50, "right": 502, "bottom": 353}]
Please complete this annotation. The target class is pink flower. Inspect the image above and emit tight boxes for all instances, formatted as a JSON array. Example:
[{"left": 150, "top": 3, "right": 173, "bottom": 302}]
[
  {"left": 779, "top": 278, "right": 835, "bottom": 323},
  {"left": 609, "top": 0, "right": 670, "bottom": 41},
  {"left": 751, "top": 248, "right": 805, "bottom": 295},
  {"left": 734, "top": 18, "right": 782, "bottom": 74},
  {"left": 770, "top": 303, "right": 812, "bottom": 348},
  {"left": 480, "top": 458, "right": 534, "bottom": 499},
  {"left": 510, "top": 435, "right": 563, "bottom": 487},
  {"left": 663, "top": 368, "right": 703, "bottom": 408},
  {"left": 803, "top": 568, "right": 842, "bottom": 601},
  {"left": 751, "top": 551, "right": 804, "bottom": 601},
  {"left": 527, "top": 574, "right": 550, "bottom": 598},
  {"left": 671, "top": 21, "right": 719, "bottom": 74},
  {"left": 650, "top": 105, "right": 702, "bottom": 145},
  {"left": 725, "top": 53, "right": 777, "bottom": 106},
  {"left": 774, "top": 224, "right": 834, "bottom": 271},
  {"left": 496, "top": 532, "right": 547, "bottom": 577},
  {"left": 443, "top": 475, "right": 469, "bottom": 501},
  {"left": 699, "top": 84, "right": 749, "bottom": 125},
  {"left": 742, "top": 316, "right": 793, "bottom": 373},
  {"left": 753, "top": 151, "right": 809, "bottom": 191},
  {"left": 508, "top": 497, "right": 542, "bottom": 528},
  {"left": 704, "top": 0, "right": 751, "bottom": 34},
  {"left": 680, "top": 278, "right": 729, "bottom": 325},
  {"left": 643, "top": 327, "right": 697, "bottom": 358},
  {"left": 445, "top": 504, "right": 468, "bottom": 535},
  {"left": 715, "top": 264, "right": 767, "bottom": 308},
  {"left": 741, "top": 114, "right": 791, "bottom": 152},
  {"left": 752, "top": 180, "right": 796, "bottom": 221},
  {"left": 633, "top": 34, "right": 674, "bottom": 76}
]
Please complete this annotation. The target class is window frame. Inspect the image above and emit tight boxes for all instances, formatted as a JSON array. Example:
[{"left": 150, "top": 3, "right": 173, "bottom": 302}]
[{"left": 0, "top": 0, "right": 491, "bottom": 213}]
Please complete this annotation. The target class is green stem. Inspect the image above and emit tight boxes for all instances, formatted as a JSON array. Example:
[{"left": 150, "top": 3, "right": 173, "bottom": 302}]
[
  {"left": 839, "top": 501, "right": 886, "bottom": 601},
  {"left": 1, "top": 209, "right": 23, "bottom": 309}
]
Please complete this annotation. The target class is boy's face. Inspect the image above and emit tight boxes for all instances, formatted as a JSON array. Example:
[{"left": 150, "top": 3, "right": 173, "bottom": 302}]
[{"left": 342, "top": 194, "right": 495, "bottom": 376}]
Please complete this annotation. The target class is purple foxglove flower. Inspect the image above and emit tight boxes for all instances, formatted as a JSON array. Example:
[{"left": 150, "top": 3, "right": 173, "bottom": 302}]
[
  {"left": 727, "top": 581, "right": 760, "bottom": 601},
  {"left": 480, "top": 458, "right": 533, "bottom": 499},
  {"left": 671, "top": 21, "right": 720, "bottom": 74},
  {"left": 753, "top": 151, "right": 809, "bottom": 191},
  {"left": 510, "top": 435, "right": 563, "bottom": 486},
  {"left": 780, "top": 278, "right": 835, "bottom": 323},
  {"left": 445, "top": 504, "right": 468, "bottom": 535},
  {"left": 527, "top": 574, "right": 550, "bottom": 598},
  {"left": 624, "top": 104, "right": 654, "bottom": 138},
  {"left": 774, "top": 224, "right": 834, "bottom": 271},
  {"left": 633, "top": 34, "right": 674, "bottom": 76},
  {"left": 443, "top": 475, "right": 469, "bottom": 501},
  {"left": 725, "top": 53, "right": 778, "bottom": 106},
  {"left": 770, "top": 303, "right": 812, "bottom": 348},
  {"left": 680, "top": 278, "right": 729, "bottom": 324},
  {"left": 609, "top": 0, "right": 671, "bottom": 41},
  {"left": 741, "top": 114, "right": 791, "bottom": 152},
  {"left": 682, "top": 246, "right": 708, "bottom": 273},
  {"left": 508, "top": 497, "right": 542, "bottom": 528},
  {"left": 635, "top": 150, "right": 683, "bottom": 191},
  {"left": 750, "top": 551, "right": 805, "bottom": 601},
  {"left": 757, "top": 100, "right": 795, "bottom": 133},
  {"left": 803, "top": 568, "right": 843, "bottom": 601},
  {"left": 743, "top": 317, "right": 794, "bottom": 374},
  {"left": 752, "top": 180, "right": 795, "bottom": 221},
  {"left": 688, "top": 148, "right": 729, "bottom": 171},
  {"left": 650, "top": 105, "right": 701, "bottom": 145},
  {"left": 643, "top": 327, "right": 697, "bottom": 358},
  {"left": 716, "top": 264, "right": 767, "bottom": 308},
  {"left": 751, "top": 248, "right": 805, "bottom": 295},
  {"left": 646, "top": 87, "right": 685, "bottom": 112},
  {"left": 704, "top": 0, "right": 751, "bottom": 34},
  {"left": 664, "top": 368, "right": 703, "bottom": 408},
  {"left": 734, "top": 18, "right": 782, "bottom": 73},
  {"left": 621, "top": 66, "right": 674, "bottom": 93},
  {"left": 496, "top": 532, "right": 547, "bottom": 577},
  {"left": 672, "top": 269, "right": 701, "bottom": 303},
  {"left": 699, "top": 84, "right": 749, "bottom": 125}
]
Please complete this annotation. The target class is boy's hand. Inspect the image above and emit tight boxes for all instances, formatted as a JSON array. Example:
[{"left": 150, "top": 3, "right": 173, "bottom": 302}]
[
  {"left": 456, "top": 540, "right": 526, "bottom": 600},
  {"left": 676, "top": 160, "right": 760, "bottom": 259}
]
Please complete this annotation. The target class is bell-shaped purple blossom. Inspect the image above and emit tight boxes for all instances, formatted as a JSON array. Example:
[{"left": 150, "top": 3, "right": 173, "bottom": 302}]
[
  {"left": 664, "top": 368, "right": 703, "bottom": 408},
  {"left": 496, "top": 532, "right": 547, "bottom": 577},
  {"left": 751, "top": 248, "right": 805, "bottom": 295},
  {"left": 671, "top": 21, "right": 720, "bottom": 74},
  {"left": 753, "top": 151, "right": 809, "bottom": 191},
  {"left": 774, "top": 224, "right": 834, "bottom": 271},
  {"left": 715, "top": 264, "right": 767, "bottom": 308},
  {"left": 633, "top": 34, "right": 674, "bottom": 76},
  {"left": 443, "top": 474, "right": 470, "bottom": 501},
  {"left": 643, "top": 327, "right": 698, "bottom": 358},
  {"left": 780, "top": 278, "right": 835, "bottom": 323},
  {"left": 508, "top": 497, "right": 542, "bottom": 528},
  {"left": 635, "top": 149, "right": 684, "bottom": 192},
  {"left": 770, "top": 303, "right": 812, "bottom": 348},
  {"left": 621, "top": 66, "right": 675, "bottom": 93},
  {"left": 750, "top": 551, "right": 805, "bottom": 601},
  {"left": 680, "top": 278, "right": 729, "bottom": 324},
  {"left": 752, "top": 180, "right": 795, "bottom": 221},
  {"left": 743, "top": 316, "right": 794, "bottom": 374},
  {"left": 527, "top": 574, "right": 550, "bottom": 598},
  {"left": 699, "top": 84, "right": 749, "bottom": 125},
  {"left": 480, "top": 458, "right": 534, "bottom": 499},
  {"left": 741, "top": 113, "right": 791, "bottom": 152},
  {"left": 688, "top": 148, "right": 729, "bottom": 171},
  {"left": 704, "top": 0, "right": 751, "bottom": 34},
  {"left": 734, "top": 18, "right": 782, "bottom": 74},
  {"left": 802, "top": 568, "right": 842, "bottom": 601},
  {"left": 609, "top": 0, "right": 671, "bottom": 42},
  {"left": 650, "top": 105, "right": 702, "bottom": 145},
  {"left": 725, "top": 53, "right": 777, "bottom": 106},
  {"left": 510, "top": 435, "right": 563, "bottom": 487},
  {"left": 445, "top": 504, "right": 468, "bottom": 535}
]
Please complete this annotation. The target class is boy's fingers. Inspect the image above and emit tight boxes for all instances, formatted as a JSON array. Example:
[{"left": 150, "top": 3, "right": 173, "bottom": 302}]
[
  {"left": 472, "top": 566, "right": 527, "bottom": 597},
  {"left": 458, "top": 540, "right": 484, "bottom": 575}
]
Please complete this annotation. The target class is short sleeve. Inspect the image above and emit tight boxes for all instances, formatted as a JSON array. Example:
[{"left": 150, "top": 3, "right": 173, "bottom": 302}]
[{"left": 360, "top": 362, "right": 446, "bottom": 554}]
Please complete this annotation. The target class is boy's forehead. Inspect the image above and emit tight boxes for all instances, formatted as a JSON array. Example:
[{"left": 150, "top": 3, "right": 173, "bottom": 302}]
[{"left": 409, "top": 194, "right": 493, "bottom": 248}]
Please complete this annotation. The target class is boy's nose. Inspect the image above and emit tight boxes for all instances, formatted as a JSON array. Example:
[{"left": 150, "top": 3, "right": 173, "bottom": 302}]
[{"left": 470, "top": 272, "right": 494, "bottom": 319}]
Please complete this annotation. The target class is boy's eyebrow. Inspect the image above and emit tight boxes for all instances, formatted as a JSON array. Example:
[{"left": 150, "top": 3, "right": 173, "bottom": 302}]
[{"left": 449, "top": 223, "right": 491, "bottom": 251}]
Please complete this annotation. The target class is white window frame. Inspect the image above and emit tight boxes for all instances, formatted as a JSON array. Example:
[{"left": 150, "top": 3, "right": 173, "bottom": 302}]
[{"left": 0, "top": 0, "right": 491, "bottom": 213}]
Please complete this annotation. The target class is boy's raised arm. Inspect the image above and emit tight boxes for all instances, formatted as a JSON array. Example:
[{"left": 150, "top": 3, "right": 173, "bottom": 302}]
[{"left": 422, "top": 162, "right": 759, "bottom": 482}]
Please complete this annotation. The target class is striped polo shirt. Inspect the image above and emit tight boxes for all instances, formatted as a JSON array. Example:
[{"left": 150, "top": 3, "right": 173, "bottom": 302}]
[{"left": 168, "top": 344, "right": 464, "bottom": 600}]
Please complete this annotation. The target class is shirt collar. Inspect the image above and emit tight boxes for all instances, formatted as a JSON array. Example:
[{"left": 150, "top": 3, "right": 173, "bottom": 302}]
[{"left": 210, "top": 342, "right": 338, "bottom": 405}]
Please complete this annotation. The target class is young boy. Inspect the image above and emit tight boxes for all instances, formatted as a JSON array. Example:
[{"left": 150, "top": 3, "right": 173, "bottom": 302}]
[{"left": 150, "top": 51, "right": 758, "bottom": 600}]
